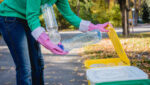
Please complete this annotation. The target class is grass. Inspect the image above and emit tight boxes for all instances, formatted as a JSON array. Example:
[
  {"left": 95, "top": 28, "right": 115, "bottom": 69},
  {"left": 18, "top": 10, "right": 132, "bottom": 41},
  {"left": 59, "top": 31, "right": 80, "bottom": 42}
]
[{"left": 79, "top": 32, "right": 150, "bottom": 78}]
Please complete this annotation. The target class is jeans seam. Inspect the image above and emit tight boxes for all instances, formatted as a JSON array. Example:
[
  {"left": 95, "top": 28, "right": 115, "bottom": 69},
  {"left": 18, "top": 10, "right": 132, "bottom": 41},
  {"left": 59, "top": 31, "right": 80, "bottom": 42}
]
[
  {"left": 5, "top": 26, "right": 22, "bottom": 85},
  {"left": 37, "top": 43, "right": 43, "bottom": 70}
]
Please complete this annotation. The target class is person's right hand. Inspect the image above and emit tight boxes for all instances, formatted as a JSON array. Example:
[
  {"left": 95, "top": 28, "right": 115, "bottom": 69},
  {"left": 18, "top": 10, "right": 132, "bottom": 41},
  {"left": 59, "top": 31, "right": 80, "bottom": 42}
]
[
  {"left": 88, "top": 22, "right": 111, "bottom": 32},
  {"left": 78, "top": 20, "right": 112, "bottom": 32},
  {"left": 37, "top": 32, "right": 68, "bottom": 55}
]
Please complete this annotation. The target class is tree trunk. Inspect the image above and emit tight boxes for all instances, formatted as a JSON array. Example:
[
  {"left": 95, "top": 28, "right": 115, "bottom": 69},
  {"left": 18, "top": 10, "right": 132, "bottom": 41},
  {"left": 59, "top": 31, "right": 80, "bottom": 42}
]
[
  {"left": 134, "top": 0, "right": 138, "bottom": 25},
  {"left": 118, "top": 0, "right": 130, "bottom": 36},
  {"left": 77, "top": 0, "right": 80, "bottom": 16}
]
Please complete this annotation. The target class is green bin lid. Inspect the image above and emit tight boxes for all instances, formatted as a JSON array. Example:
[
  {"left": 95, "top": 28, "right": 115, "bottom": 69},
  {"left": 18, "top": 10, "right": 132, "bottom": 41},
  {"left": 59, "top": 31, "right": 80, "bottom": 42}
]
[{"left": 96, "top": 79, "right": 150, "bottom": 85}]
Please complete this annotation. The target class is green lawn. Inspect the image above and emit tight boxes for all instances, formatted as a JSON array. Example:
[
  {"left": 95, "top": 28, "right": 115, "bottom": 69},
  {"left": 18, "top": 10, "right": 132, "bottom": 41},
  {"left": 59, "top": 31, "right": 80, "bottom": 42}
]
[{"left": 80, "top": 32, "right": 150, "bottom": 78}]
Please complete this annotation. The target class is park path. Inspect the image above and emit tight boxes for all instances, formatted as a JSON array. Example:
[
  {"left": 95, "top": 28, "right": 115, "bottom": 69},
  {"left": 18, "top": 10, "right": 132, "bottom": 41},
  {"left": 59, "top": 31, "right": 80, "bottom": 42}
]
[{"left": 0, "top": 37, "right": 87, "bottom": 85}]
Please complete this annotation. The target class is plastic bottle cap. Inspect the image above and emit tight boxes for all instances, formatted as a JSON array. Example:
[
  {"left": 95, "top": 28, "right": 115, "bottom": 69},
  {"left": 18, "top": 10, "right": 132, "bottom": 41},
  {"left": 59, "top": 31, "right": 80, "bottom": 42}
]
[
  {"left": 58, "top": 44, "right": 64, "bottom": 50},
  {"left": 97, "top": 31, "right": 102, "bottom": 40}
]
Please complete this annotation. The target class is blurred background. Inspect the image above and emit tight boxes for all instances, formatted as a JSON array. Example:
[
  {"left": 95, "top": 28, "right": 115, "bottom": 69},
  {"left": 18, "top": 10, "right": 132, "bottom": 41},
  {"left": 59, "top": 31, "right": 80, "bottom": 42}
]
[
  {"left": 1, "top": 0, "right": 150, "bottom": 36},
  {"left": 42, "top": 0, "right": 150, "bottom": 36}
]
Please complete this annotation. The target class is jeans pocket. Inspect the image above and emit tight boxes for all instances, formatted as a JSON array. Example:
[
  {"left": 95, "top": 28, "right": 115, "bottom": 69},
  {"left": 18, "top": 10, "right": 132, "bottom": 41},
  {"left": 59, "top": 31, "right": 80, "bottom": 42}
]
[{"left": 5, "top": 17, "right": 17, "bottom": 31}]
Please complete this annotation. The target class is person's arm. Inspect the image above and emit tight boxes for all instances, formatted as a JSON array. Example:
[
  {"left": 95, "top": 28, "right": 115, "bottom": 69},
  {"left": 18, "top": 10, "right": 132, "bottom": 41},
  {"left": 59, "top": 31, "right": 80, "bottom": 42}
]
[
  {"left": 56, "top": 0, "right": 110, "bottom": 32},
  {"left": 26, "top": 0, "right": 41, "bottom": 31},
  {"left": 56, "top": 0, "right": 92, "bottom": 32},
  {"left": 26, "top": 0, "right": 68, "bottom": 55},
  {"left": 56, "top": 0, "right": 82, "bottom": 28}
]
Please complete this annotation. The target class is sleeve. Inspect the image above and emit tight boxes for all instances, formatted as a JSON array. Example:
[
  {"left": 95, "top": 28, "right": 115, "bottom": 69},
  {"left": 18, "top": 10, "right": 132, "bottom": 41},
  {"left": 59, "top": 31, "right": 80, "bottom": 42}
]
[
  {"left": 26, "top": 0, "right": 42, "bottom": 31},
  {"left": 55, "top": 0, "right": 81, "bottom": 28}
]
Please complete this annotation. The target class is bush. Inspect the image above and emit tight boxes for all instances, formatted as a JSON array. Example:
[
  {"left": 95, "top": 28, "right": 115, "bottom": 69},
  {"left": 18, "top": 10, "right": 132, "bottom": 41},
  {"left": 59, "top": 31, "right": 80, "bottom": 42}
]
[
  {"left": 108, "top": 4, "right": 122, "bottom": 27},
  {"left": 91, "top": 2, "right": 122, "bottom": 27}
]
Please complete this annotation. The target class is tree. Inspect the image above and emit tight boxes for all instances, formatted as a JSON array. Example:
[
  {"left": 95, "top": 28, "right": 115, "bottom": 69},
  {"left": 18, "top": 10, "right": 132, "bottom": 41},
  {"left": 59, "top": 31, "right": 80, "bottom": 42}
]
[
  {"left": 142, "top": 0, "right": 150, "bottom": 22},
  {"left": 118, "top": 0, "right": 130, "bottom": 36},
  {"left": 76, "top": 0, "right": 80, "bottom": 16},
  {"left": 132, "top": 0, "right": 143, "bottom": 25}
]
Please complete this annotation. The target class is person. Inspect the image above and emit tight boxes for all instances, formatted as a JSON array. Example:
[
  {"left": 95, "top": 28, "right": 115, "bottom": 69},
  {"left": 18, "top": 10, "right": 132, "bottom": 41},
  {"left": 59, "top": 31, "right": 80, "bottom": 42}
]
[{"left": 0, "top": 0, "right": 111, "bottom": 85}]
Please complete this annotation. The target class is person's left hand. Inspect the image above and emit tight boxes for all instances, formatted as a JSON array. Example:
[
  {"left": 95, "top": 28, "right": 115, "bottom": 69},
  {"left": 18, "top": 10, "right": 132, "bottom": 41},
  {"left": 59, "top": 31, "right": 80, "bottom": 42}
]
[
  {"left": 37, "top": 32, "right": 68, "bottom": 55},
  {"left": 88, "top": 22, "right": 112, "bottom": 32}
]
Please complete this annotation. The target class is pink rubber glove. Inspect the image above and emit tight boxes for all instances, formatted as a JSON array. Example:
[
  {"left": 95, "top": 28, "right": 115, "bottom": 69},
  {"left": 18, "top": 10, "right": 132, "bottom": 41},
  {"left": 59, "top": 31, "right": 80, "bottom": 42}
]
[
  {"left": 88, "top": 22, "right": 112, "bottom": 32},
  {"left": 37, "top": 32, "right": 68, "bottom": 55}
]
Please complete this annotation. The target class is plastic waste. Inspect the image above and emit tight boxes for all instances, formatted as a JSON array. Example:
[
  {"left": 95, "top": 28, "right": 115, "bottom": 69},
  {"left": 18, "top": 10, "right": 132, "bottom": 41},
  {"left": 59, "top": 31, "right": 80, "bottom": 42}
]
[
  {"left": 58, "top": 30, "right": 102, "bottom": 51},
  {"left": 41, "top": 3, "right": 58, "bottom": 31},
  {"left": 42, "top": 3, "right": 61, "bottom": 44},
  {"left": 48, "top": 29, "right": 61, "bottom": 44}
]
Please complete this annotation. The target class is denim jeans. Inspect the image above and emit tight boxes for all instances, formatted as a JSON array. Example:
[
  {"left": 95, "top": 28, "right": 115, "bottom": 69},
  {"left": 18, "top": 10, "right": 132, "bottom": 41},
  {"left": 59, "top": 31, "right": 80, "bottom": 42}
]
[{"left": 0, "top": 16, "right": 44, "bottom": 85}]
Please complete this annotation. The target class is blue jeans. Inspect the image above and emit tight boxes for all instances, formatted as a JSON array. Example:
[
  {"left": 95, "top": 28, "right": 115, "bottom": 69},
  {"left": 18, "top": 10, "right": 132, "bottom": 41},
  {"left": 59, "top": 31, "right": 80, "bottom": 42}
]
[{"left": 0, "top": 16, "right": 44, "bottom": 85}]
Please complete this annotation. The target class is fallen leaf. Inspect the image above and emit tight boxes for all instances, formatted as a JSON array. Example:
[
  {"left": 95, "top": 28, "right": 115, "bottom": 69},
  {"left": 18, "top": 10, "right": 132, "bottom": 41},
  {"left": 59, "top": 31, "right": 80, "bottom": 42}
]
[
  {"left": 70, "top": 79, "right": 75, "bottom": 82},
  {"left": 45, "top": 76, "right": 51, "bottom": 79},
  {"left": 77, "top": 72, "right": 85, "bottom": 76},
  {"left": 45, "top": 82, "right": 49, "bottom": 85},
  {"left": 73, "top": 67, "right": 79, "bottom": 72}
]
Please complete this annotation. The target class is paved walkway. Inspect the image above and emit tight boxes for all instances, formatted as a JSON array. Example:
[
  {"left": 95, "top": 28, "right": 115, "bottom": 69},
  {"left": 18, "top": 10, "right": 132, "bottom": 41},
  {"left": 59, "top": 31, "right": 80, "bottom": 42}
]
[
  {"left": 0, "top": 38, "right": 87, "bottom": 85},
  {"left": 0, "top": 24, "right": 150, "bottom": 85}
]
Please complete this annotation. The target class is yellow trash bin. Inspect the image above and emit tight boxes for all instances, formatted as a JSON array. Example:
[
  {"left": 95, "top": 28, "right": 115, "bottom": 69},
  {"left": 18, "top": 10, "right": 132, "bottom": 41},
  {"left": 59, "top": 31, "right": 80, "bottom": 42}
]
[
  {"left": 84, "top": 26, "right": 130, "bottom": 69},
  {"left": 84, "top": 26, "right": 131, "bottom": 85}
]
